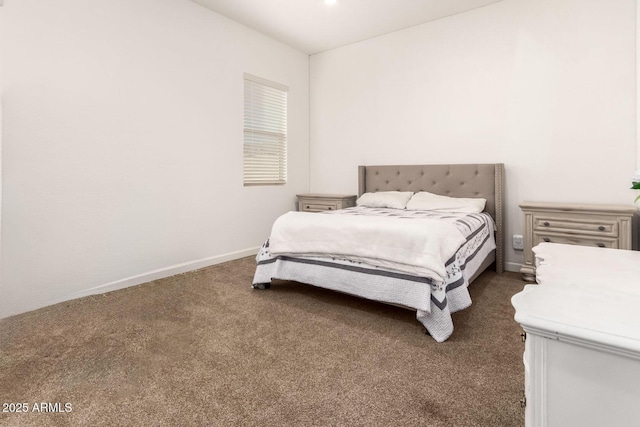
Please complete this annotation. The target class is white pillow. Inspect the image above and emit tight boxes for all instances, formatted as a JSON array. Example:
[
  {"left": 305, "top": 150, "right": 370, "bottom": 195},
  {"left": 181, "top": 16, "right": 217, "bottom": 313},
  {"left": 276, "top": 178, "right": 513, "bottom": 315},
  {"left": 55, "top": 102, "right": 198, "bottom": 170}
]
[
  {"left": 356, "top": 191, "right": 413, "bottom": 209},
  {"left": 406, "top": 191, "right": 486, "bottom": 213}
]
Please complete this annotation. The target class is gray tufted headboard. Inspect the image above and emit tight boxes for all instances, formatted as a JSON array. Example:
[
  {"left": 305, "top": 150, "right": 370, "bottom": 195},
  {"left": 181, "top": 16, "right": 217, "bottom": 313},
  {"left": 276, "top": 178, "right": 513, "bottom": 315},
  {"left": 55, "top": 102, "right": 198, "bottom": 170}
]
[{"left": 358, "top": 163, "right": 504, "bottom": 273}]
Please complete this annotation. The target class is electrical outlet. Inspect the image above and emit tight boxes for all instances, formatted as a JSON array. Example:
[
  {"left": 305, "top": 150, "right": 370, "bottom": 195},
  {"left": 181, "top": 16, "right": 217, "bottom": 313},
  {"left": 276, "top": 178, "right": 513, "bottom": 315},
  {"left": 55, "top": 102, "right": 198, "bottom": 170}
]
[{"left": 513, "top": 234, "right": 524, "bottom": 250}]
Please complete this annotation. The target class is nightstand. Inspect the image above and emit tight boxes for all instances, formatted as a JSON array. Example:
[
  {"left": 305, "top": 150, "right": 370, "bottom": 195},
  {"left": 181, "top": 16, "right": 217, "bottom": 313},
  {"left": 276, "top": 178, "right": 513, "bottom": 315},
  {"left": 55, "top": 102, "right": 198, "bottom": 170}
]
[
  {"left": 296, "top": 194, "right": 357, "bottom": 212},
  {"left": 519, "top": 201, "right": 636, "bottom": 281}
]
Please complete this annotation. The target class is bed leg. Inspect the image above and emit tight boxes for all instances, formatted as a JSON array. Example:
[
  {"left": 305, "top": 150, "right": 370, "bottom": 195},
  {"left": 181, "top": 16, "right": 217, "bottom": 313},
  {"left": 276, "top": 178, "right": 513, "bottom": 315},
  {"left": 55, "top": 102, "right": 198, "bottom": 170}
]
[{"left": 251, "top": 283, "right": 271, "bottom": 290}]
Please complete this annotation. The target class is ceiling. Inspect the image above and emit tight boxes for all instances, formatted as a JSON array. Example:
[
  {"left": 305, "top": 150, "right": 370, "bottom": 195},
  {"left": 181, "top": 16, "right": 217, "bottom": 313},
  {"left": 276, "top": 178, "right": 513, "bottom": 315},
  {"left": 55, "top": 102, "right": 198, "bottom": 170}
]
[{"left": 191, "top": 0, "right": 502, "bottom": 55}]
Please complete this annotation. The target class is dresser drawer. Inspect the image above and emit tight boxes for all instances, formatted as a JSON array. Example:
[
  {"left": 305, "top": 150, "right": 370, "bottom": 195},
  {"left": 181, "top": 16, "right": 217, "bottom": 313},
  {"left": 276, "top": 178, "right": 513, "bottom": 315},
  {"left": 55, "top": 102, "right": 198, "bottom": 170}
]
[
  {"left": 533, "top": 214, "right": 617, "bottom": 237},
  {"left": 533, "top": 232, "right": 618, "bottom": 249}
]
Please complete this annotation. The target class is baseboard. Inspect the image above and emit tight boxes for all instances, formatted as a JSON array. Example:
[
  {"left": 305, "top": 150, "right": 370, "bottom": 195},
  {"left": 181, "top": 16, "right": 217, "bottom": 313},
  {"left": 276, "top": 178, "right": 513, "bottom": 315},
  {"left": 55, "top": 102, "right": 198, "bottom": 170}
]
[
  {"left": 69, "top": 247, "right": 261, "bottom": 300},
  {"left": 0, "top": 247, "right": 260, "bottom": 319},
  {"left": 504, "top": 261, "right": 522, "bottom": 273}
]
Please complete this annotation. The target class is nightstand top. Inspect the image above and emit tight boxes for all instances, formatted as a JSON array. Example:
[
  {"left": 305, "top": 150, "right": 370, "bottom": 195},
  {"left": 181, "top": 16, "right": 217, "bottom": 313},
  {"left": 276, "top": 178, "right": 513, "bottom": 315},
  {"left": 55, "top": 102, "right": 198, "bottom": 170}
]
[
  {"left": 296, "top": 193, "right": 357, "bottom": 199},
  {"left": 519, "top": 201, "right": 637, "bottom": 214}
]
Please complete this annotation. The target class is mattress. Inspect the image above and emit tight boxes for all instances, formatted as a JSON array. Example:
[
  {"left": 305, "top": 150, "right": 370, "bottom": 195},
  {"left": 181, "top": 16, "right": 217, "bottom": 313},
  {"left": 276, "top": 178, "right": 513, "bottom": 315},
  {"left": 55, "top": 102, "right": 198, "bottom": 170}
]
[{"left": 252, "top": 207, "right": 496, "bottom": 342}]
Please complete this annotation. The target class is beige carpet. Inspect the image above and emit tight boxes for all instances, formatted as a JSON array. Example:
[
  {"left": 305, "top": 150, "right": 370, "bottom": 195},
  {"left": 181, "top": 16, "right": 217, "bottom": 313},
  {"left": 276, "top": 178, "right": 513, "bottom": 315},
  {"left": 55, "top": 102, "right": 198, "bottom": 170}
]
[{"left": 0, "top": 257, "right": 526, "bottom": 426}]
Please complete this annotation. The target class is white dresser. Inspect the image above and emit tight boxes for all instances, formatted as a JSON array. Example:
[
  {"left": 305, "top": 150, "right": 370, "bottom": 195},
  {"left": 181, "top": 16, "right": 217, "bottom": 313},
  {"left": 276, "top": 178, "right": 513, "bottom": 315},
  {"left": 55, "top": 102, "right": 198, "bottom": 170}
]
[{"left": 512, "top": 243, "right": 640, "bottom": 427}]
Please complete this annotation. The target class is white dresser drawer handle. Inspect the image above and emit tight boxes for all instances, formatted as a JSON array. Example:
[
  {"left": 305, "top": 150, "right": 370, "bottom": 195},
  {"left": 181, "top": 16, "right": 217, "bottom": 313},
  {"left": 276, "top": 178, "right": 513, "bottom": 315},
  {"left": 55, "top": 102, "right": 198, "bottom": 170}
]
[
  {"left": 597, "top": 243, "right": 605, "bottom": 248},
  {"left": 543, "top": 238, "right": 550, "bottom": 242},
  {"left": 543, "top": 221, "right": 550, "bottom": 226},
  {"left": 598, "top": 226, "right": 605, "bottom": 231}
]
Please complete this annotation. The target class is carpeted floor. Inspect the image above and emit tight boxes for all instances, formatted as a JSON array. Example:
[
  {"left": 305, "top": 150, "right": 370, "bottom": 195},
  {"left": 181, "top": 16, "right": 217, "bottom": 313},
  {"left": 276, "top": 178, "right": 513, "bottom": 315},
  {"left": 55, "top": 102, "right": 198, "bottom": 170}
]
[{"left": 0, "top": 257, "right": 526, "bottom": 426}]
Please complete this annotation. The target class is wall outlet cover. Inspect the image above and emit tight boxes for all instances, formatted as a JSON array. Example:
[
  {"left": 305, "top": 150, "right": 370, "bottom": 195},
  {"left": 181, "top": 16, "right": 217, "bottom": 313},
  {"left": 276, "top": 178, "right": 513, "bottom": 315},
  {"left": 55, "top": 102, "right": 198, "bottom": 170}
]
[{"left": 513, "top": 234, "right": 524, "bottom": 250}]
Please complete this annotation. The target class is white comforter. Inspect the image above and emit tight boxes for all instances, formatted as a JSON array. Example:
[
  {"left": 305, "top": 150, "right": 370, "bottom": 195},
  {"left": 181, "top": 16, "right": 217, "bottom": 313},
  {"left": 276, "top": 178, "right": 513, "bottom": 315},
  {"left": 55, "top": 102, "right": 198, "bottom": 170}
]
[{"left": 268, "top": 211, "right": 467, "bottom": 282}]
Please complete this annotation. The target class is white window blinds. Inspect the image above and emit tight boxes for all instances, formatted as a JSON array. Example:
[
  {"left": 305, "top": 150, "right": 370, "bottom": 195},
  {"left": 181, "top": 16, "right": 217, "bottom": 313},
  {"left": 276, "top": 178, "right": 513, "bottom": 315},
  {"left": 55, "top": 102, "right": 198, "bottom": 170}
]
[{"left": 243, "top": 74, "right": 288, "bottom": 186}]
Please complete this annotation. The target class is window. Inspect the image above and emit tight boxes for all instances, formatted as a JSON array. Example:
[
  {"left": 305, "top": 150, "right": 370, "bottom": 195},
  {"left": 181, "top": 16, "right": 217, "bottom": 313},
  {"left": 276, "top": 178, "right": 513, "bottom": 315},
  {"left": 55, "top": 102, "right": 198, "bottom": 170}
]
[{"left": 243, "top": 74, "right": 288, "bottom": 186}]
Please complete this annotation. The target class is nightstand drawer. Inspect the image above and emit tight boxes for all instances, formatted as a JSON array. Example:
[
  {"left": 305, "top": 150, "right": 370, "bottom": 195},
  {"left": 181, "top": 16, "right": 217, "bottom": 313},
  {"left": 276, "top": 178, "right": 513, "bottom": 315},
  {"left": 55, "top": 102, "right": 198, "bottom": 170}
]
[
  {"left": 534, "top": 215, "right": 617, "bottom": 237},
  {"left": 301, "top": 202, "right": 338, "bottom": 212},
  {"left": 533, "top": 232, "right": 618, "bottom": 249}
]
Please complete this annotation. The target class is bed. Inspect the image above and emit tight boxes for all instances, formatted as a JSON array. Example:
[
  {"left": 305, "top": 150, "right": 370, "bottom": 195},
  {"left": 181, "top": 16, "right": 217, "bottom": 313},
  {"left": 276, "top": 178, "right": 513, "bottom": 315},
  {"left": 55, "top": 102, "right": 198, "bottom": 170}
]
[{"left": 252, "top": 163, "right": 504, "bottom": 342}]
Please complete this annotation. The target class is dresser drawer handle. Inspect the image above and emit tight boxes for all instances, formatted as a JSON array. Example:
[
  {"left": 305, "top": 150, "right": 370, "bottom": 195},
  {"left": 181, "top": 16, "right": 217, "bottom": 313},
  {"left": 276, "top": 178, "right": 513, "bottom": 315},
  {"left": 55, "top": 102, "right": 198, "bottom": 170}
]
[
  {"left": 543, "top": 238, "right": 550, "bottom": 242},
  {"left": 543, "top": 221, "right": 550, "bottom": 226},
  {"left": 306, "top": 205, "right": 310, "bottom": 209},
  {"left": 598, "top": 226, "right": 605, "bottom": 231},
  {"left": 597, "top": 243, "right": 605, "bottom": 248},
  {"left": 328, "top": 207, "right": 332, "bottom": 210}
]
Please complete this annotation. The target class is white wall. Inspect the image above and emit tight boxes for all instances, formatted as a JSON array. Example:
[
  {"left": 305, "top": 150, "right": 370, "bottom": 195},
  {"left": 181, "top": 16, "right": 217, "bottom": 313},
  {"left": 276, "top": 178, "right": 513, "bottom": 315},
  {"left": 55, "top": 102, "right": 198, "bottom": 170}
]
[
  {"left": 2, "top": 0, "right": 636, "bottom": 317},
  {"left": 0, "top": 0, "right": 309, "bottom": 317},
  {"left": 310, "top": 0, "right": 637, "bottom": 272}
]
